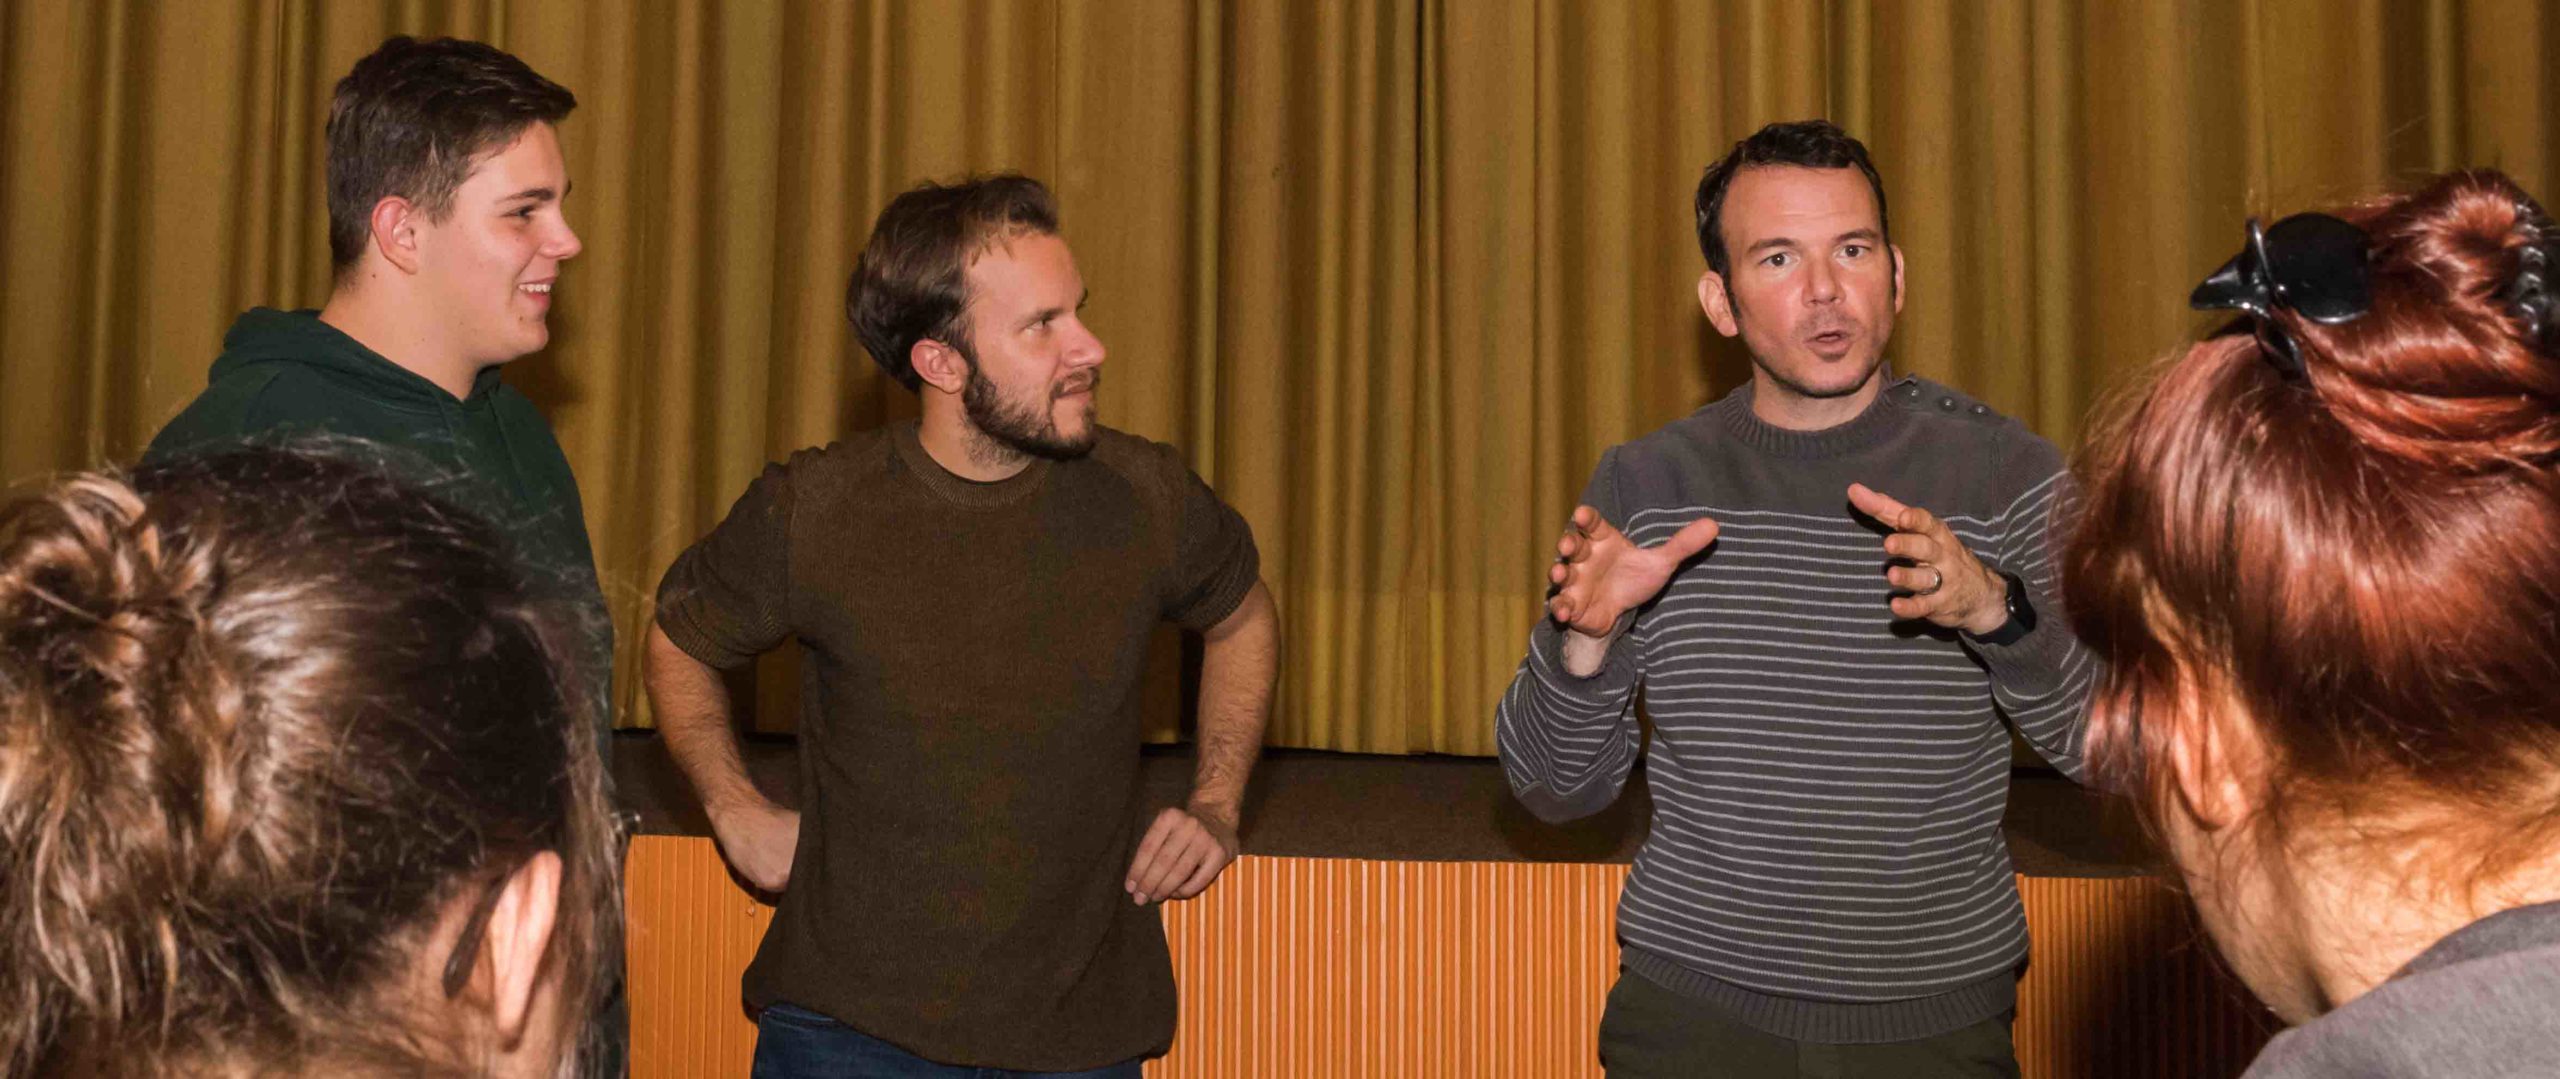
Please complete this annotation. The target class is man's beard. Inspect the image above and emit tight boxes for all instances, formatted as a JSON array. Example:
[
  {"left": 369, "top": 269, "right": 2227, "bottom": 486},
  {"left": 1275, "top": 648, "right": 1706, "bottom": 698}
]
[
  {"left": 1751, "top": 349, "right": 1883, "bottom": 401},
  {"left": 961, "top": 357, "right": 1100, "bottom": 463}
]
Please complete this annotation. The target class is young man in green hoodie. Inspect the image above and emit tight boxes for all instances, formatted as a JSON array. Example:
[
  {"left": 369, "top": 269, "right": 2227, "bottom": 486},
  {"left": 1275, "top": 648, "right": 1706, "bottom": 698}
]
[
  {"left": 144, "top": 37, "right": 624, "bottom": 1073},
  {"left": 145, "top": 35, "right": 603, "bottom": 694}
]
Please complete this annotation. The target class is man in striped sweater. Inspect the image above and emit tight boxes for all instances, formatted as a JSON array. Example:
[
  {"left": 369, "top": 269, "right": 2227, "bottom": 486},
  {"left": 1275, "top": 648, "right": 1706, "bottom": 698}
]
[{"left": 1498, "top": 121, "right": 2095, "bottom": 1077}]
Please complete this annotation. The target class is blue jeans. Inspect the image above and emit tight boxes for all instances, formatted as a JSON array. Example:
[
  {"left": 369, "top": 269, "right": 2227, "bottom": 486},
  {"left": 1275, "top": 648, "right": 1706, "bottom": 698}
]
[{"left": 750, "top": 1002, "right": 1145, "bottom": 1079}]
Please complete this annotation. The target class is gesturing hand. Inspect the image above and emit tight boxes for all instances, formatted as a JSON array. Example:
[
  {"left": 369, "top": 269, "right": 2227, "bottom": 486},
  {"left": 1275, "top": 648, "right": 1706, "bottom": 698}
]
[
  {"left": 1845, "top": 483, "right": 2007, "bottom": 635},
  {"left": 711, "top": 801, "right": 802, "bottom": 894},
  {"left": 1546, "top": 505, "right": 1721, "bottom": 639},
  {"left": 1125, "top": 805, "right": 1241, "bottom": 905}
]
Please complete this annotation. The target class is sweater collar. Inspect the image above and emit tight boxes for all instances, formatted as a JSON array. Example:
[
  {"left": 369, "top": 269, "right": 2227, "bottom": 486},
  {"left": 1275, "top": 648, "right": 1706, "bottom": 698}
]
[
  {"left": 1713, "top": 376, "right": 1912, "bottom": 459},
  {"left": 891, "top": 420, "right": 1054, "bottom": 508}
]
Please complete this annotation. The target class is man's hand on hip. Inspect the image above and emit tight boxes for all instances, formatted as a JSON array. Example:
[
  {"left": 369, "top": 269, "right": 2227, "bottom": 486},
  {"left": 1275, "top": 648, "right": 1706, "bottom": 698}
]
[
  {"left": 1847, "top": 482, "right": 2008, "bottom": 635},
  {"left": 710, "top": 800, "right": 802, "bottom": 894},
  {"left": 1125, "top": 804, "right": 1241, "bottom": 905}
]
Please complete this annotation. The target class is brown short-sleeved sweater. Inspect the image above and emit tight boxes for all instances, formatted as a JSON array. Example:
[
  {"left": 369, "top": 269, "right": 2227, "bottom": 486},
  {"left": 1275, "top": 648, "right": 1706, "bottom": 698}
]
[{"left": 655, "top": 420, "right": 1259, "bottom": 1070}]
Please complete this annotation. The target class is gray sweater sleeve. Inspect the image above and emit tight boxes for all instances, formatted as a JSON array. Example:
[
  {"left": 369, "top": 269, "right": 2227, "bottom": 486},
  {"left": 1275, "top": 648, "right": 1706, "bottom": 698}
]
[
  {"left": 1496, "top": 447, "right": 1646, "bottom": 822},
  {"left": 1965, "top": 436, "right": 2096, "bottom": 781}
]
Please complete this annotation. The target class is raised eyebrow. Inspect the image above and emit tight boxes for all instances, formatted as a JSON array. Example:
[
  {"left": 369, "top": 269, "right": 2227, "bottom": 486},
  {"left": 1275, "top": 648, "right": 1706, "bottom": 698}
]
[{"left": 1744, "top": 237, "right": 1800, "bottom": 256}]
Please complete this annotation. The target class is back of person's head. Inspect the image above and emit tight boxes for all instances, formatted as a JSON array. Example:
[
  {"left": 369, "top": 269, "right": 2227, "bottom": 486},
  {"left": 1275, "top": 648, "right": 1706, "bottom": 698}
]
[
  {"left": 1693, "top": 119, "right": 1892, "bottom": 277},
  {"left": 0, "top": 446, "right": 617, "bottom": 1076},
  {"left": 2066, "top": 168, "right": 2560, "bottom": 884},
  {"left": 844, "top": 173, "right": 1060, "bottom": 392},
  {"left": 326, "top": 36, "right": 577, "bottom": 275}
]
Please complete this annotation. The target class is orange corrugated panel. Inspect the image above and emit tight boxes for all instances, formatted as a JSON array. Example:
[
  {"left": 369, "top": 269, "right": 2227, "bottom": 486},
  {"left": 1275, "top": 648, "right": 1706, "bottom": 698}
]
[
  {"left": 1145, "top": 857, "right": 1624, "bottom": 1078},
  {"left": 623, "top": 843, "right": 2276, "bottom": 1078},
  {"left": 2012, "top": 876, "right": 2279, "bottom": 1078},
  {"left": 626, "top": 835, "right": 770, "bottom": 1078}
]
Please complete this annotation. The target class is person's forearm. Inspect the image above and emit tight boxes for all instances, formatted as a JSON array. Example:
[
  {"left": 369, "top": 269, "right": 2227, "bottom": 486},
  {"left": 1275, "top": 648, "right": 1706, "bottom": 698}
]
[
  {"left": 1190, "top": 581, "right": 1278, "bottom": 826},
  {"left": 644, "top": 623, "right": 772, "bottom": 819}
]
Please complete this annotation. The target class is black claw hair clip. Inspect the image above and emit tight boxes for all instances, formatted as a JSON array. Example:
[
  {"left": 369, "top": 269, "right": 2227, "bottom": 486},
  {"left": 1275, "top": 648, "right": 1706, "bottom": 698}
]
[
  {"left": 2502, "top": 200, "right": 2557, "bottom": 356},
  {"left": 2190, "top": 212, "right": 2373, "bottom": 379}
]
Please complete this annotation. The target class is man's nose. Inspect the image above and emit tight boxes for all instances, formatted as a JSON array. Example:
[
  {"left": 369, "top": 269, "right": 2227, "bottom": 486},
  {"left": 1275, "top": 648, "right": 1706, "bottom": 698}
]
[
  {"left": 1803, "top": 258, "right": 1841, "bottom": 303},
  {"left": 1064, "top": 319, "right": 1106, "bottom": 368},
  {"left": 548, "top": 219, "right": 584, "bottom": 262}
]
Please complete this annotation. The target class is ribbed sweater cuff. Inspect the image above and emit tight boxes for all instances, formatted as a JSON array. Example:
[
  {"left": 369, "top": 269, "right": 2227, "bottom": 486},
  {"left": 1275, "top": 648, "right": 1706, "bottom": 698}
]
[
  {"left": 1622, "top": 947, "right": 2016, "bottom": 1044},
  {"left": 1966, "top": 615, "right": 2076, "bottom": 695}
]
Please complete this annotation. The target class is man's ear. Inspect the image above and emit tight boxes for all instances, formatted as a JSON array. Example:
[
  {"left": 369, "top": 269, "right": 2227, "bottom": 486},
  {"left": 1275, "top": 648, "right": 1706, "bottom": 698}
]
[
  {"left": 2165, "top": 686, "right": 2264, "bottom": 833},
  {"left": 1890, "top": 244, "right": 1906, "bottom": 314},
  {"left": 483, "top": 851, "right": 563, "bottom": 1045},
  {"left": 369, "top": 196, "right": 425, "bottom": 275},
  {"left": 911, "top": 338, "right": 969, "bottom": 396},
  {"left": 1698, "top": 270, "right": 1739, "bottom": 338}
]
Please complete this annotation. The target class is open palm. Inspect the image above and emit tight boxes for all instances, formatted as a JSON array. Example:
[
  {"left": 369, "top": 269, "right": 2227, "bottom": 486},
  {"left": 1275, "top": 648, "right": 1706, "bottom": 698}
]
[{"left": 1547, "top": 505, "right": 1721, "bottom": 637}]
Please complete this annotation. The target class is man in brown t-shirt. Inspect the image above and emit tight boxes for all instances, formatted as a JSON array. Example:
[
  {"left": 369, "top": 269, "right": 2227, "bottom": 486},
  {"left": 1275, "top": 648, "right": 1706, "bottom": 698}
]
[{"left": 645, "top": 174, "right": 1279, "bottom": 1076}]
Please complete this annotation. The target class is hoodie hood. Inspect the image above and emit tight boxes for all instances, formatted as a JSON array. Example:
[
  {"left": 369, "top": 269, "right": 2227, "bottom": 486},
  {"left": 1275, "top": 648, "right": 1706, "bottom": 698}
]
[
  {"left": 146, "top": 305, "right": 613, "bottom": 736},
  {"left": 211, "top": 307, "right": 503, "bottom": 407}
]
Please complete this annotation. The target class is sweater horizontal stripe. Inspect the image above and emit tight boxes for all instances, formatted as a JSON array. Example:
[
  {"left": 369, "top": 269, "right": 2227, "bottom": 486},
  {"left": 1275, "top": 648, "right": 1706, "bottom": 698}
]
[{"left": 1497, "top": 378, "right": 2095, "bottom": 1043}]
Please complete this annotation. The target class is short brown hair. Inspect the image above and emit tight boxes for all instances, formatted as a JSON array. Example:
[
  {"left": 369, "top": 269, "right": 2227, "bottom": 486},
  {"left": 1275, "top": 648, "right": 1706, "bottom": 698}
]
[
  {"left": 1694, "top": 120, "right": 1891, "bottom": 277},
  {"left": 0, "top": 446, "right": 618, "bottom": 1074},
  {"left": 845, "top": 174, "right": 1060, "bottom": 391},
  {"left": 325, "top": 36, "right": 576, "bottom": 274},
  {"left": 2066, "top": 170, "right": 2560, "bottom": 876}
]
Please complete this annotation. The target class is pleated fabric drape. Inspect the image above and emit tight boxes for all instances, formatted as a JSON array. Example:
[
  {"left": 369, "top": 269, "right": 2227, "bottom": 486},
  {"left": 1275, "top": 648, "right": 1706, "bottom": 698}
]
[{"left": 4, "top": 0, "right": 2554, "bottom": 752}]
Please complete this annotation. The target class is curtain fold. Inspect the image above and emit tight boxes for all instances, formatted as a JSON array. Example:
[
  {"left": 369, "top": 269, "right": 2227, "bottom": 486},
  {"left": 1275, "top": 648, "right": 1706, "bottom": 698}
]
[{"left": 4, "top": 0, "right": 2555, "bottom": 753}]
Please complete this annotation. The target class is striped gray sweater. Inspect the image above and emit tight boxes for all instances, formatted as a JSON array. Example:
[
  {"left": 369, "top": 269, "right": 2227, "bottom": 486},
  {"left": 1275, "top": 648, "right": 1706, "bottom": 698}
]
[{"left": 1497, "top": 376, "right": 2094, "bottom": 1044}]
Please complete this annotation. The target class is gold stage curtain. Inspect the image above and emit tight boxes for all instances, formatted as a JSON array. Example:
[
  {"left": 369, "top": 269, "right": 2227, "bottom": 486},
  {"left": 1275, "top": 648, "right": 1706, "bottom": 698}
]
[{"left": 3, "top": 1, "right": 2554, "bottom": 754}]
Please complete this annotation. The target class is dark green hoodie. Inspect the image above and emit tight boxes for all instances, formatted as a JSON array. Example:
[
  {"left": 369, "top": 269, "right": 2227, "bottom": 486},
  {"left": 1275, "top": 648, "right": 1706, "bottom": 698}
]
[{"left": 146, "top": 307, "right": 614, "bottom": 724}]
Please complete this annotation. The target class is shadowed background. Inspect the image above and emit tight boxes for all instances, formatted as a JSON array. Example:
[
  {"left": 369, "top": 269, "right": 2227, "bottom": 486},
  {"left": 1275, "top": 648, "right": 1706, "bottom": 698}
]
[{"left": 4, "top": 0, "right": 2554, "bottom": 753}]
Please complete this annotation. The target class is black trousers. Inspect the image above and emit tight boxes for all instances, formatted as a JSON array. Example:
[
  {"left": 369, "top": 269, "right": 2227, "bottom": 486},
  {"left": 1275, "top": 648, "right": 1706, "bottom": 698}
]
[{"left": 1598, "top": 968, "right": 2020, "bottom": 1079}]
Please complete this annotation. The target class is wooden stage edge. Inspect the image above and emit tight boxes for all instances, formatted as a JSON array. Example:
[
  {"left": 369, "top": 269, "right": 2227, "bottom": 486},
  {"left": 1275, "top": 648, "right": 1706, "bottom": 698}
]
[{"left": 623, "top": 837, "right": 2279, "bottom": 1078}]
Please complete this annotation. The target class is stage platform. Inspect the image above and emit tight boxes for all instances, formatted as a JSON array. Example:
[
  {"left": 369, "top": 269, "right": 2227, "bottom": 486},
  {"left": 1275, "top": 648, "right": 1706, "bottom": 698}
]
[
  {"left": 611, "top": 733, "right": 2275, "bottom": 1077},
  {"left": 615, "top": 732, "right": 2154, "bottom": 875}
]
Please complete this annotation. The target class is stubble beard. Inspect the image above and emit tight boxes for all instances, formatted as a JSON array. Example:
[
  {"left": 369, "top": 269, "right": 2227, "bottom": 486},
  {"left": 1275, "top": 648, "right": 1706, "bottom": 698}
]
[
  {"left": 1732, "top": 294, "right": 1887, "bottom": 403},
  {"left": 960, "top": 353, "right": 1100, "bottom": 466}
]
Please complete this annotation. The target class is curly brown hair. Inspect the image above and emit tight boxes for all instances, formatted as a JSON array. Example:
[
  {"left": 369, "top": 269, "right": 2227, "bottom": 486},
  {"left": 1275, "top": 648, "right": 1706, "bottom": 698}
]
[{"left": 0, "top": 445, "right": 619, "bottom": 1076}]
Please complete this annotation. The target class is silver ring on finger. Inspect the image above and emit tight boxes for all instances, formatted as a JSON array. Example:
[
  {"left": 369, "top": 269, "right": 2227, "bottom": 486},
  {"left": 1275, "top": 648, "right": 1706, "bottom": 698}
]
[{"left": 1915, "top": 565, "right": 1944, "bottom": 597}]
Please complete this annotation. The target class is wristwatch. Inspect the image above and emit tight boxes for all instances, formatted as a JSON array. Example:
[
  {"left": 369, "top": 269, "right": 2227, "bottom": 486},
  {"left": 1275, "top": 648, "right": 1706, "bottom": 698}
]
[{"left": 1969, "top": 570, "right": 2036, "bottom": 647}]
